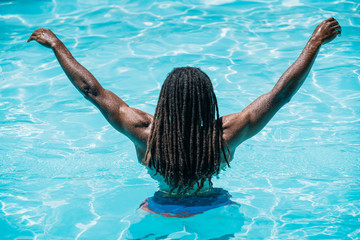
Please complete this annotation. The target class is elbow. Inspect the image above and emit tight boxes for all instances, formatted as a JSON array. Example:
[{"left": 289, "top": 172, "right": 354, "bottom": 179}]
[
  {"left": 83, "top": 85, "right": 100, "bottom": 99},
  {"left": 281, "top": 92, "right": 292, "bottom": 104},
  {"left": 272, "top": 90, "right": 292, "bottom": 105}
]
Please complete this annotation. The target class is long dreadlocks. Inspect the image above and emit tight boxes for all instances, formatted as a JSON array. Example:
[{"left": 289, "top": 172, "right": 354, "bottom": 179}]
[{"left": 145, "top": 67, "right": 229, "bottom": 194}]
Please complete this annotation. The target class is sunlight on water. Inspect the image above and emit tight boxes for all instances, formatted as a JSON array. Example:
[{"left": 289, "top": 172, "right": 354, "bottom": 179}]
[{"left": 0, "top": 0, "right": 359, "bottom": 239}]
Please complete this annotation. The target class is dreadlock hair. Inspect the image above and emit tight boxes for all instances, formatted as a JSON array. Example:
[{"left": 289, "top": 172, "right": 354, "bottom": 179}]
[{"left": 145, "top": 67, "right": 230, "bottom": 195}]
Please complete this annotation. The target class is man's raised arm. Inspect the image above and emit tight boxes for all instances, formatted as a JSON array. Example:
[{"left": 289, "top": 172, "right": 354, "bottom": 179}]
[
  {"left": 222, "top": 18, "right": 341, "bottom": 151},
  {"left": 27, "top": 29, "right": 153, "bottom": 148}
]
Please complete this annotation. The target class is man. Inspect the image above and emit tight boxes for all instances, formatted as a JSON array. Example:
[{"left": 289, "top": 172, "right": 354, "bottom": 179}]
[{"left": 28, "top": 17, "right": 341, "bottom": 195}]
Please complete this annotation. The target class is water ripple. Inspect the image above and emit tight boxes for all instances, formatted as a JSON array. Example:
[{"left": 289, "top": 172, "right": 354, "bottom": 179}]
[{"left": 1, "top": 0, "right": 359, "bottom": 239}]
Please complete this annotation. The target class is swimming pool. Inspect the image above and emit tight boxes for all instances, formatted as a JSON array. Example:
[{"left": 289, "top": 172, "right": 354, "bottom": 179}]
[{"left": 1, "top": 0, "right": 359, "bottom": 239}]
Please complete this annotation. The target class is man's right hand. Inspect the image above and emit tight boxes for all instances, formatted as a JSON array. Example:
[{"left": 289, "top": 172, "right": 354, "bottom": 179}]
[
  {"left": 27, "top": 28, "right": 60, "bottom": 48},
  {"left": 311, "top": 17, "right": 341, "bottom": 45}
]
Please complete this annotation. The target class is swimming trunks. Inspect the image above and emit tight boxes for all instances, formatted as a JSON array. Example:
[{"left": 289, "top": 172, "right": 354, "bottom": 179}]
[{"left": 139, "top": 188, "right": 238, "bottom": 218}]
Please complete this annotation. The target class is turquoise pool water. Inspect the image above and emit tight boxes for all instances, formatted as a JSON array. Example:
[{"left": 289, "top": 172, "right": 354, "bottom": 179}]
[{"left": 1, "top": 0, "right": 359, "bottom": 239}]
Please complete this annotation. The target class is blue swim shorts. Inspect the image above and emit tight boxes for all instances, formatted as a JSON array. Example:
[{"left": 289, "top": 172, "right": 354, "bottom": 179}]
[{"left": 139, "top": 188, "right": 238, "bottom": 218}]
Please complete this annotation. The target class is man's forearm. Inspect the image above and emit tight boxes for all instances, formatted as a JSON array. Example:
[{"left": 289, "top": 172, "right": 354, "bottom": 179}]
[
  {"left": 51, "top": 40, "right": 103, "bottom": 101},
  {"left": 271, "top": 37, "right": 321, "bottom": 102}
]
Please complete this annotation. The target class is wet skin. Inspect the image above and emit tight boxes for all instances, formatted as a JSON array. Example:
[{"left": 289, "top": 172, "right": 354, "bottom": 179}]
[{"left": 28, "top": 18, "right": 341, "bottom": 166}]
